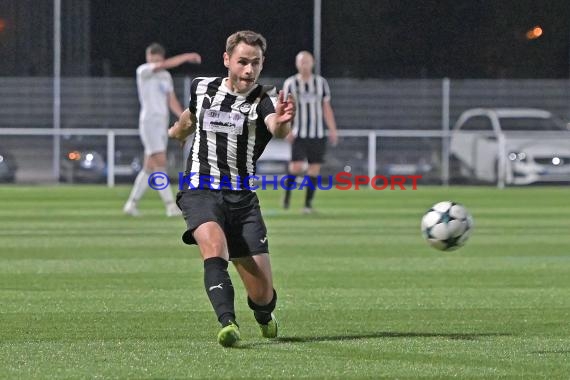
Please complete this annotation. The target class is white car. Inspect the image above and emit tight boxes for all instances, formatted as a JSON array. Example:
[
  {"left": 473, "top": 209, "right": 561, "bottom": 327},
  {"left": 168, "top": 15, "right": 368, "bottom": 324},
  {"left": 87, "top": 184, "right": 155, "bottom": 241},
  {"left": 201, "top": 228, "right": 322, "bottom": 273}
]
[{"left": 450, "top": 108, "right": 570, "bottom": 185}]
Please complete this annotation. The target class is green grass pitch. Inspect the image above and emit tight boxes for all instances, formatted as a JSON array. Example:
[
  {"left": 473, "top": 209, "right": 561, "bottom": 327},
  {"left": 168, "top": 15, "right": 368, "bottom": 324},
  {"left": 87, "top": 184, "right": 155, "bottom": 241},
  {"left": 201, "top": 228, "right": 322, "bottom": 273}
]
[{"left": 1, "top": 185, "right": 569, "bottom": 378}]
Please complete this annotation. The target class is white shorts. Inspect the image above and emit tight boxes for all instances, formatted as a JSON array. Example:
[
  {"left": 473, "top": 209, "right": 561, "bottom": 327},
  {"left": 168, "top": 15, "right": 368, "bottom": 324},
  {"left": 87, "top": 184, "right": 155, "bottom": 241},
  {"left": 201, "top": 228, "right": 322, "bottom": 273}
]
[{"left": 140, "top": 116, "right": 169, "bottom": 155}]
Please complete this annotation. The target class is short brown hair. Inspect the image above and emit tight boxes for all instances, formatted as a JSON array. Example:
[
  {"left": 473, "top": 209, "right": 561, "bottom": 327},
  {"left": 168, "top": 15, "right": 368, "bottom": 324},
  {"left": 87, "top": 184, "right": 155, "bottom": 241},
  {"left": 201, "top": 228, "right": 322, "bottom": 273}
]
[
  {"left": 225, "top": 30, "right": 267, "bottom": 55},
  {"left": 146, "top": 43, "right": 165, "bottom": 57}
]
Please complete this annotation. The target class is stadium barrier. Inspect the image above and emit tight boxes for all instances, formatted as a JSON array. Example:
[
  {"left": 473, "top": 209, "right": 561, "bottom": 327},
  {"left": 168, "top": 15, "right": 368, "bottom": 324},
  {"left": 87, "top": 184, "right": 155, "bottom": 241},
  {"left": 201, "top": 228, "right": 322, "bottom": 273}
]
[{"left": 1, "top": 128, "right": 568, "bottom": 188}]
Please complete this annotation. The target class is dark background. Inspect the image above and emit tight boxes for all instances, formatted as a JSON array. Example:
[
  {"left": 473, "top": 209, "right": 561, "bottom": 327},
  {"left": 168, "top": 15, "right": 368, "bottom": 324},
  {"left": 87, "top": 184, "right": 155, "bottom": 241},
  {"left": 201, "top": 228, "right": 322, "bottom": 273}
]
[{"left": 1, "top": 0, "right": 569, "bottom": 78}]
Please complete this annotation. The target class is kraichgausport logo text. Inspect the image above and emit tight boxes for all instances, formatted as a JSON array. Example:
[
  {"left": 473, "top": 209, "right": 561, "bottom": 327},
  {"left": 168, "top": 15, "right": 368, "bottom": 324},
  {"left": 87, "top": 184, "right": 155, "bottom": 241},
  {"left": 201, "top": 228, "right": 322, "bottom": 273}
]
[{"left": 148, "top": 172, "right": 421, "bottom": 191}]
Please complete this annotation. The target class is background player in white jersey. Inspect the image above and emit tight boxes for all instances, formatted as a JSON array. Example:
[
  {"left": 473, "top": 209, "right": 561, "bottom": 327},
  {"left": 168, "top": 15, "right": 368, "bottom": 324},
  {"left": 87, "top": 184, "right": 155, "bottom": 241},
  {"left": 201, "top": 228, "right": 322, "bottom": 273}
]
[
  {"left": 123, "top": 43, "right": 201, "bottom": 217},
  {"left": 168, "top": 30, "right": 295, "bottom": 347},
  {"left": 282, "top": 51, "right": 338, "bottom": 213}
]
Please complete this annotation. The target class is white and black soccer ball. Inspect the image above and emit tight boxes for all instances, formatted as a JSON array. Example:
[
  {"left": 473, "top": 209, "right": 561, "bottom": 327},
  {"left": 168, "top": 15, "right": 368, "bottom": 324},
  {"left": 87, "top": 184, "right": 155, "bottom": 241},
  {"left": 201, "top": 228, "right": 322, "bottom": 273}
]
[{"left": 421, "top": 201, "right": 474, "bottom": 251}]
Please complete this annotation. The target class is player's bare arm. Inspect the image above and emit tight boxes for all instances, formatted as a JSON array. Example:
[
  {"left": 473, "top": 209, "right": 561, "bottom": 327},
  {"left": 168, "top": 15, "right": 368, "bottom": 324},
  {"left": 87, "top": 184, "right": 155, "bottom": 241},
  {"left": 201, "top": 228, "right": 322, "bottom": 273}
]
[
  {"left": 168, "top": 92, "right": 184, "bottom": 118},
  {"left": 323, "top": 100, "right": 338, "bottom": 146},
  {"left": 169, "top": 109, "right": 196, "bottom": 141},
  {"left": 266, "top": 91, "right": 295, "bottom": 138},
  {"left": 153, "top": 53, "right": 202, "bottom": 71}
]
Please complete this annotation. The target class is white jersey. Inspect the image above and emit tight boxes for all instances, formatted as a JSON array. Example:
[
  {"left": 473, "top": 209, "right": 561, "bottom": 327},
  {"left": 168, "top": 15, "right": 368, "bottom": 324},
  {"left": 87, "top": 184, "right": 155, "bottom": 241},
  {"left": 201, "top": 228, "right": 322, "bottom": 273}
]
[{"left": 136, "top": 63, "right": 173, "bottom": 123}]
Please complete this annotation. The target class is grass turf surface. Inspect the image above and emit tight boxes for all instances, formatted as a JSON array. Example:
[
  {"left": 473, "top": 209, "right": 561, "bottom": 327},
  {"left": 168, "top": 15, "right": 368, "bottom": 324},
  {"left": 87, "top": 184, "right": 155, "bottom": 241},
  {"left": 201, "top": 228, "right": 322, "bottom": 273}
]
[{"left": 0, "top": 185, "right": 569, "bottom": 378}]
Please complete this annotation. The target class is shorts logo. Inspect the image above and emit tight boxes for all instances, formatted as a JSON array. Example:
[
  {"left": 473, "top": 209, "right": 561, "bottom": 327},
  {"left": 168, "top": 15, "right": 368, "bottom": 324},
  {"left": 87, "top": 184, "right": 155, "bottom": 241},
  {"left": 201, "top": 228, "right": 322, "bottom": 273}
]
[
  {"left": 260, "top": 236, "right": 267, "bottom": 244},
  {"left": 239, "top": 102, "right": 252, "bottom": 114}
]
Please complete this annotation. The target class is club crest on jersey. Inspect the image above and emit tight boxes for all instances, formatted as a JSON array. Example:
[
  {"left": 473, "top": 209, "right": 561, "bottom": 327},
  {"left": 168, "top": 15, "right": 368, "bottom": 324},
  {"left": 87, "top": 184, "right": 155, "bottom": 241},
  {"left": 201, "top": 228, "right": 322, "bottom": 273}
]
[{"left": 239, "top": 102, "right": 252, "bottom": 114}]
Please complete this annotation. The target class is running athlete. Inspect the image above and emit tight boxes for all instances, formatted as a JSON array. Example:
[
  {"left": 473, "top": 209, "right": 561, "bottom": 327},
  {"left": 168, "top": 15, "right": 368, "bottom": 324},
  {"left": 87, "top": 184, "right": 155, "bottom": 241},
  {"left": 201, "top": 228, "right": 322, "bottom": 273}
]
[
  {"left": 168, "top": 31, "right": 295, "bottom": 347},
  {"left": 124, "top": 43, "right": 201, "bottom": 217},
  {"left": 282, "top": 51, "right": 338, "bottom": 213}
]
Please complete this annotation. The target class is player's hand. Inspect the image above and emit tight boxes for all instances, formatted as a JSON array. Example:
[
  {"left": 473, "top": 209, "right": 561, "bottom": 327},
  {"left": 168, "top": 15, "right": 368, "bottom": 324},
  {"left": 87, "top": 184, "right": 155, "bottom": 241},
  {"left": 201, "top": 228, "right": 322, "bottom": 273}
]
[
  {"left": 169, "top": 124, "right": 187, "bottom": 147},
  {"left": 168, "top": 122, "right": 183, "bottom": 141},
  {"left": 185, "top": 53, "right": 202, "bottom": 64},
  {"left": 329, "top": 129, "right": 338, "bottom": 147},
  {"left": 286, "top": 131, "right": 295, "bottom": 144},
  {"left": 274, "top": 90, "right": 295, "bottom": 124},
  {"left": 168, "top": 122, "right": 176, "bottom": 138}
]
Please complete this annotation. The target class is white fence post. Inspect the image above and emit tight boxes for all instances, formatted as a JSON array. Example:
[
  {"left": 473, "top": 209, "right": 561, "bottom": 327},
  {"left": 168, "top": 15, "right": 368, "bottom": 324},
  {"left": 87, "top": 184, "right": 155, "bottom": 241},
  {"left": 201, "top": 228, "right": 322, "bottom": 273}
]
[
  {"left": 107, "top": 130, "right": 115, "bottom": 188},
  {"left": 367, "top": 131, "right": 376, "bottom": 181},
  {"left": 441, "top": 78, "right": 450, "bottom": 186},
  {"left": 497, "top": 132, "right": 506, "bottom": 189},
  {"left": 52, "top": 0, "right": 62, "bottom": 181}
]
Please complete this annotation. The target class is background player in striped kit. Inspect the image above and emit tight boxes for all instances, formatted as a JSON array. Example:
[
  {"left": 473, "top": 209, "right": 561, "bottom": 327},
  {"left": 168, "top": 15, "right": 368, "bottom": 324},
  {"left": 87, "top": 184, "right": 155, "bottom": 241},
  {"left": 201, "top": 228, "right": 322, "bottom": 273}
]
[
  {"left": 123, "top": 43, "right": 201, "bottom": 217},
  {"left": 168, "top": 31, "right": 295, "bottom": 347},
  {"left": 282, "top": 51, "right": 338, "bottom": 213}
]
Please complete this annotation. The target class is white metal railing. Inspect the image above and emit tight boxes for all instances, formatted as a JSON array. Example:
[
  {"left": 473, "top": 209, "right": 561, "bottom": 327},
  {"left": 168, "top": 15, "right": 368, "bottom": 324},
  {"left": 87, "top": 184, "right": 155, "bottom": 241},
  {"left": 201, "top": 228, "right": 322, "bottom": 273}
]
[
  {"left": 336, "top": 129, "right": 451, "bottom": 184},
  {"left": 7, "top": 128, "right": 565, "bottom": 188},
  {"left": 0, "top": 128, "right": 139, "bottom": 187},
  {"left": 0, "top": 127, "right": 451, "bottom": 188}
]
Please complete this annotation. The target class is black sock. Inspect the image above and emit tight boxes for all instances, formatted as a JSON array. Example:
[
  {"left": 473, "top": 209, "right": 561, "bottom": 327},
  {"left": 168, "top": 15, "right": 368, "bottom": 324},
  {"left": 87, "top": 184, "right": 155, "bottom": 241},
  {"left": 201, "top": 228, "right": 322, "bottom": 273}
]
[
  {"left": 248, "top": 289, "right": 277, "bottom": 325},
  {"left": 203, "top": 257, "right": 236, "bottom": 327},
  {"left": 283, "top": 174, "right": 296, "bottom": 208},
  {"left": 305, "top": 176, "right": 318, "bottom": 208}
]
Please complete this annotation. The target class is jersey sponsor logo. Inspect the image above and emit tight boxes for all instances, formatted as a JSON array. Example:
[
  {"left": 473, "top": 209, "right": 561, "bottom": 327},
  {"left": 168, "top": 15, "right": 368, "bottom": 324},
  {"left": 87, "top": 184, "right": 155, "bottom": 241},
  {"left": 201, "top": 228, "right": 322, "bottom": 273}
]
[
  {"left": 299, "top": 93, "right": 318, "bottom": 103},
  {"left": 203, "top": 110, "right": 245, "bottom": 135}
]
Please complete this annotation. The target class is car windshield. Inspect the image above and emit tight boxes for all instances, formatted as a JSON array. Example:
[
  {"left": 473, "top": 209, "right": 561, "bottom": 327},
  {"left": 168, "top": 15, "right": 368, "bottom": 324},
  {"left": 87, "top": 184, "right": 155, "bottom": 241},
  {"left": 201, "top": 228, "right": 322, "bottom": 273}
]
[{"left": 499, "top": 117, "right": 567, "bottom": 131}]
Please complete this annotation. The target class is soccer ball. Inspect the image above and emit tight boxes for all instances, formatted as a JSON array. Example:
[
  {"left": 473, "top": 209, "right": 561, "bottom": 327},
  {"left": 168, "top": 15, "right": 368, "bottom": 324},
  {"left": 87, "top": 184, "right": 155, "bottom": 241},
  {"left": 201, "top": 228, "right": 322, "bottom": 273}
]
[{"left": 421, "top": 201, "right": 474, "bottom": 251}]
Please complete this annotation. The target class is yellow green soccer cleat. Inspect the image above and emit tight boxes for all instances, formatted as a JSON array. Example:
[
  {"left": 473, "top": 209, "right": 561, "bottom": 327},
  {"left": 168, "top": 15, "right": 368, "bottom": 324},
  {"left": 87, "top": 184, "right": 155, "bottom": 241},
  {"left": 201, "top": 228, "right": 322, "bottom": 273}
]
[
  {"left": 259, "top": 313, "right": 278, "bottom": 338},
  {"left": 217, "top": 322, "right": 241, "bottom": 347}
]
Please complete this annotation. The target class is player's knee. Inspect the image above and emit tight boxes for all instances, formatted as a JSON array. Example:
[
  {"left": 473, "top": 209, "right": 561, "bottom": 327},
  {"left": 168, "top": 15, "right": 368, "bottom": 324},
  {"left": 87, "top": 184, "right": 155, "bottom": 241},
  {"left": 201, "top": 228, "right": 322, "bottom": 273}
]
[
  {"left": 195, "top": 227, "right": 227, "bottom": 257},
  {"left": 147, "top": 154, "right": 166, "bottom": 169},
  {"left": 307, "top": 168, "right": 321, "bottom": 177},
  {"left": 200, "top": 239, "right": 227, "bottom": 257},
  {"left": 289, "top": 163, "right": 304, "bottom": 175}
]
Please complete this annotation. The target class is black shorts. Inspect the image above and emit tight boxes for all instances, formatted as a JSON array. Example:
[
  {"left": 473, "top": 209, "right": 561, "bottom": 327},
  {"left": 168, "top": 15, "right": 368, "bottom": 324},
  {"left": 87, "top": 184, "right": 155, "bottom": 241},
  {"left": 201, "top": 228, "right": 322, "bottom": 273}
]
[
  {"left": 291, "top": 138, "right": 327, "bottom": 164},
  {"left": 175, "top": 189, "right": 269, "bottom": 259}
]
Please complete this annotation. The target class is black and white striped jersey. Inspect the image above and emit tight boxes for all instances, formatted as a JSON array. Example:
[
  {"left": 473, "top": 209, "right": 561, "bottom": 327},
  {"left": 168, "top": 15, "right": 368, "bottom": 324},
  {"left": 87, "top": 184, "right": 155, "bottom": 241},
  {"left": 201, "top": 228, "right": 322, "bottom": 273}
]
[
  {"left": 282, "top": 74, "right": 331, "bottom": 139},
  {"left": 184, "top": 77, "right": 277, "bottom": 190}
]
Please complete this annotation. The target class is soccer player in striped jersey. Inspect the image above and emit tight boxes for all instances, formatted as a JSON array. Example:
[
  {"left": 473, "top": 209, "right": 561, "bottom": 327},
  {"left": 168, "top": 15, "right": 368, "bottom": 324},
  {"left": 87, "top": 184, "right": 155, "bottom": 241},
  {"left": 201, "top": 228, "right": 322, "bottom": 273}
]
[
  {"left": 123, "top": 43, "right": 201, "bottom": 217},
  {"left": 282, "top": 51, "right": 338, "bottom": 213},
  {"left": 168, "top": 31, "right": 295, "bottom": 347}
]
